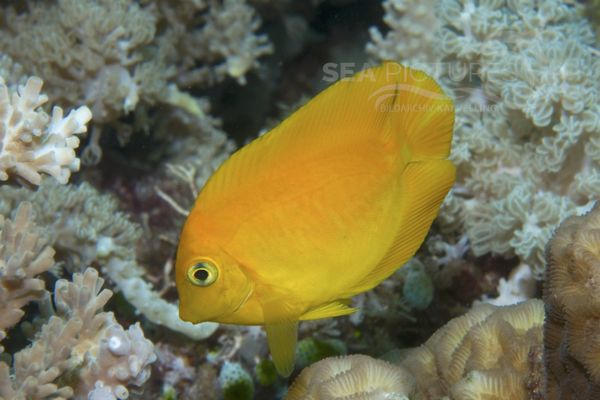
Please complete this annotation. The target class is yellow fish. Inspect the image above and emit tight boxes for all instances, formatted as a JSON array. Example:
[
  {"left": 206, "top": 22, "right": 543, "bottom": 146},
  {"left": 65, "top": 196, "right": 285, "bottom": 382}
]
[{"left": 176, "top": 62, "right": 455, "bottom": 376}]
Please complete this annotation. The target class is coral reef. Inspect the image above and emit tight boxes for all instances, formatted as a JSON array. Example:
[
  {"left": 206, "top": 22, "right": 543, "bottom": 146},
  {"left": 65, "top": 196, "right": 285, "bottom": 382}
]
[
  {"left": 0, "top": 203, "right": 54, "bottom": 349},
  {"left": 0, "top": 0, "right": 272, "bottom": 147},
  {"left": 0, "top": 55, "right": 22, "bottom": 87},
  {"left": 153, "top": 0, "right": 273, "bottom": 87},
  {"left": 0, "top": 0, "right": 157, "bottom": 123},
  {"left": 295, "top": 338, "right": 347, "bottom": 371},
  {"left": 254, "top": 358, "right": 278, "bottom": 387},
  {"left": 483, "top": 262, "right": 536, "bottom": 306},
  {"left": 0, "top": 1, "right": 326, "bottom": 398},
  {"left": 403, "top": 299, "right": 544, "bottom": 399},
  {"left": 544, "top": 202, "right": 600, "bottom": 399},
  {"left": 401, "top": 259, "right": 435, "bottom": 311},
  {"left": 367, "top": 0, "right": 440, "bottom": 63},
  {"left": 0, "top": 180, "right": 218, "bottom": 340},
  {"left": 0, "top": 203, "right": 156, "bottom": 399},
  {"left": 0, "top": 76, "right": 91, "bottom": 185},
  {"left": 2, "top": 0, "right": 595, "bottom": 397},
  {"left": 368, "top": 0, "right": 600, "bottom": 277},
  {"left": 218, "top": 361, "right": 255, "bottom": 400},
  {"left": 288, "top": 300, "right": 544, "bottom": 400},
  {"left": 586, "top": 0, "right": 600, "bottom": 40},
  {"left": 286, "top": 354, "right": 416, "bottom": 400},
  {"left": 0, "top": 268, "right": 156, "bottom": 400}
]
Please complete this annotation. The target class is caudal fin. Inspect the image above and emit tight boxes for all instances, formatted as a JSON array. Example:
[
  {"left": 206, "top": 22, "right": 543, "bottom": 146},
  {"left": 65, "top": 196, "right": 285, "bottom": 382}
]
[
  {"left": 347, "top": 63, "right": 456, "bottom": 293},
  {"left": 381, "top": 62, "right": 454, "bottom": 160},
  {"left": 349, "top": 160, "right": 455, "bottom": 293}
]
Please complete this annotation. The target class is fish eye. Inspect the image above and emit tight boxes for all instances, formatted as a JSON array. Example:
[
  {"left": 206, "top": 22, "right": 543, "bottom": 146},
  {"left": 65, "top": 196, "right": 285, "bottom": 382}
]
[{"left": 187, "top": 261, "right": 219, "bottom": 287}]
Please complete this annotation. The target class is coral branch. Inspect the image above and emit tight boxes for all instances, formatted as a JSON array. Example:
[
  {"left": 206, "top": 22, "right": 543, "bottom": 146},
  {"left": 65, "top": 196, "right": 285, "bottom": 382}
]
[
  {"left": 0, "top": 77, "right": 91, "bottom": 185},
  {"left": 0, "top": 180, "right": 218, "bottom": 340},
  {"left": 0, "top": 268, "right": 156, "bottom": 400},
  {"left": 0, "top": 202, "right": 55, "bottom": 347}
]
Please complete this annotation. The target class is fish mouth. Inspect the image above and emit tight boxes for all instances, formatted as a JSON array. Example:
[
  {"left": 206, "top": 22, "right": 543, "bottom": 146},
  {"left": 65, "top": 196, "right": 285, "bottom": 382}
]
[
  {"left": 178, "top": 306, "right": 202, "bottom": 323},
  {"left": 178, "top": 299, "right": 220, "bottom": 323},
  {"left": 178, "top": 285, "right": 253, "bottom": 324}
]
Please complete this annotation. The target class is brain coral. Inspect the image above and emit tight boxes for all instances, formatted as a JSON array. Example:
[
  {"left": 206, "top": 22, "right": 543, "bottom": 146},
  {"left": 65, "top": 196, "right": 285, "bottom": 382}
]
[
  {"left": 544, "top": 202, "right": 600, "bottom": 399},
  {"left": 287, "top": 300, "right": 544, "bottom": 400},
  {"left": 368, "top": 0, "right": 600, "bottom": 276},
  {"left": 286, "top": 354, "right": 415, "bottom": 400}
]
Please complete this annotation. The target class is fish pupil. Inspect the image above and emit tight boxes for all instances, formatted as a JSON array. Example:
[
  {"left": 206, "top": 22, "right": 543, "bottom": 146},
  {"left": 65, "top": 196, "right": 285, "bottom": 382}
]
[{"left": 194, "top": 268, "right": 209, "bottom": 281}]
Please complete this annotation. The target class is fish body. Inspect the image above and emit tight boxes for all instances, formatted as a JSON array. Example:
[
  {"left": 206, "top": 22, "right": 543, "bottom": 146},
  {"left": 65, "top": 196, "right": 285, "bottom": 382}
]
[{"left": 176, "top": 62, "right": 455, "bottom": 376}]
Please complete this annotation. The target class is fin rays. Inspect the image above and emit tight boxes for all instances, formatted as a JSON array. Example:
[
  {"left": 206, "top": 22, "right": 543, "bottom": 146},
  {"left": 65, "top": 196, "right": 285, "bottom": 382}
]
[
  {"left": 347, "top": 160, "right": 456, "bottom": 294},
  {"left": 300, "top": 300, "right": 356, "bottom": 320}
]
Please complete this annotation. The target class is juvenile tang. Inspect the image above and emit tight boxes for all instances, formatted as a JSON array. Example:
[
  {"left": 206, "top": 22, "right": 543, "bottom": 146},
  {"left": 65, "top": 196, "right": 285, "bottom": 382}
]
[{"left": 176, "top": 62, "right": 456, "bottom": 376}]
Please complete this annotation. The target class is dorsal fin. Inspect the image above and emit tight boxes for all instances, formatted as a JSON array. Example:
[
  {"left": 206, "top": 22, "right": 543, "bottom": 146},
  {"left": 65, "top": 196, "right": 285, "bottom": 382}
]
[{"left": 194, "top": 62, "right": 453, "bottom": 214}]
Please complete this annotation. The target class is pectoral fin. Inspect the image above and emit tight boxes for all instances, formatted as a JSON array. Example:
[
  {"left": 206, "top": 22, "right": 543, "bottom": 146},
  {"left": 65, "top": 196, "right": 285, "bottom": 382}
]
[
  {"left": 265, "top": 320, "right": 298, "bottom": 377},
  {"left": 300, "top": 300, "right": 356, "bottom": 320}
]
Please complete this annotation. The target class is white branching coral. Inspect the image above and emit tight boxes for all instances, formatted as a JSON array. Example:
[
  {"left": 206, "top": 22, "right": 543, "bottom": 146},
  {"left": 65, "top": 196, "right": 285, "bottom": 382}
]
[
  {"left": 0, "top": 0, "right": 272, "bottom": 128},
  {"left": 368, "top": 0, "right": 600, "bottom": 276},
  {"left": 367, "top": 0, "right": 441, "bottom": 63},
  {"left": 153, "top": 0, "right": 273, "bottom": 87},
  {"left": 0, "top": 55, "right": 22, "bottom": 88},
  {"left": 0, "top": 180, "right": 218, "bottom": 341},
  {"left": 0, "top": 0, "right": 157, "bottom": 123},
  {"left": 0, "top": 202, "right": 55, "bottom": 350},
  {"left": 0, "top": 205, "right": 156, "bottom": 399},
  {"left": 0, "top": 77, "right": 91, "bottom": 185},
  {"left": 192, "top": 0, "right": 273, "bottom": 85},
  {"left": 0, "top": 268, "right": 156, "bottom": 400}
]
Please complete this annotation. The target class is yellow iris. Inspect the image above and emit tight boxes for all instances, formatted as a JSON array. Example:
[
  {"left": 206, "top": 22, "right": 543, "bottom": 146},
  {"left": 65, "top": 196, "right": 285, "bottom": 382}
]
[{"left": 187, "top": 261, "right": 219, "bottom": 286}]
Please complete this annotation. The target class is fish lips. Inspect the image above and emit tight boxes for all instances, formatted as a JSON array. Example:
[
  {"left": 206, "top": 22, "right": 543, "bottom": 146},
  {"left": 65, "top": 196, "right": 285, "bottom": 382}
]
[
  {"left": 178, "top": 280, "right": 254, "bottom": 324},
  {"left": 178, "top": 306, "right": 210, "bottom": 324}
]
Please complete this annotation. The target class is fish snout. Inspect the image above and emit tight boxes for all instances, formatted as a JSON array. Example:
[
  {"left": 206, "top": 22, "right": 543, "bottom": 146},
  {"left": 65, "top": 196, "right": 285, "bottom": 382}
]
[{"left": 178, "top": 301, "right": 218, "bottom": 323}]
